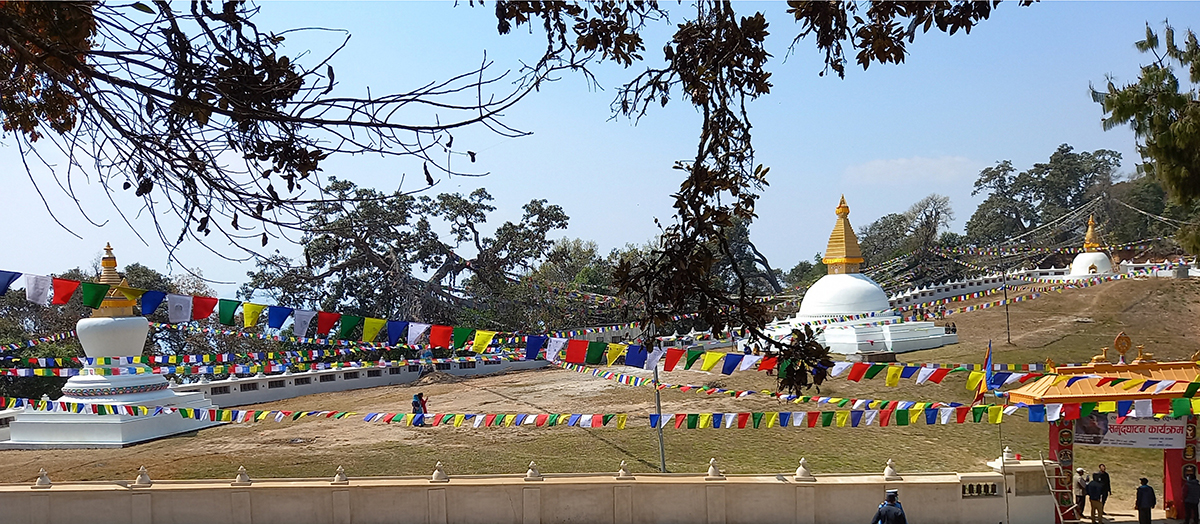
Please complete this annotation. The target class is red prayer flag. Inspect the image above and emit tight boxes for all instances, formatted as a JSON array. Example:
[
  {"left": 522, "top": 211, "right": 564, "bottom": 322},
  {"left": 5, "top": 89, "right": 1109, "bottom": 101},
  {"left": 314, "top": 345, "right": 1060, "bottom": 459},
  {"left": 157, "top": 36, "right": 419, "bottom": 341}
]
[
  {"left": 484, "top": 414, "right": 497, "bottom": 427},
  {"left": 928, "top": 368, "right": 952, "bottom": 384},
  {"left": 663, "top": 348, "right": 685, "bottom": 371},
  {"left": 565, "top": 339, "right": 588, "bottom": 364},
  {"left": 317, "top": 311, "right": 342, "bottom": 335},
  {"left": 1153, "top": 398, "right": 1172, "bottom": 414},
  {"left": 846, "top": 362, "right": 871, "bottom": 382},
  {"left": 593, "top": 414, "right": 604, "bottom": 427},
  {"left": 50, "top": 278, "right": 81, "bottom": 305},
  {"left": 535, "top": 414, "right": 548, "bottom": 427},
  {"left": 757, "top": 357, "right": 778, "bottom": 372},
  {"left": 1095, "top": 377, "right": 1114, "bottom": 387},
  {"left": 191, "top": 296, "right": 218, "bottom": 320},
  {"left": 1019, "top": 373, "right": 1042, "bottom": 383},
  {"left": 431, "top": 413, "right": 443, "bottom": 426},
  {"left": 736, "top": 412, "right": 750, "bottom": 429},
  {"left": 956, "top": 406, "right": 971, "bottom": 423},
  {"left": 879, "top": 409, "right": 893, "bottom": 427},
  {"left": 428, "top": 325, "right": 452, "bottom": 348},
  {"left": 1063, "top": 403, "right": 1081, "bottom": 420},
  {"left": 674, "top": 413, "right": 686, "bottom": 429}
]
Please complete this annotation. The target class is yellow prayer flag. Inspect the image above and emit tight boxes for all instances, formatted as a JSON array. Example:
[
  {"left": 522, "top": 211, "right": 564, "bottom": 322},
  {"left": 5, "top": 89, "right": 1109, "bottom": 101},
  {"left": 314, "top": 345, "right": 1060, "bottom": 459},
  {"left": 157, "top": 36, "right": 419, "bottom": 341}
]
[
  {"left": 766, "top": 412, "right": 779, "bottom": 428},
  {"left": 909, "top": 408, "right": 923, "bottom": 423},
  {"left": 504, "top": 414, "right": 516, "bottom": 427},
  {"left": 885, "top": 365, "right": 903, "bottom": 387},
  {"left": 1191, "top": 399, "right": 1200, "bottom": 416},
  {"left": 700, "top": 351, "right": 725, "bottom": 372},
  {"left": 987, "top": 405, "right": 1003, "bottom": 424},
  {"left": 1097, "top": 401, "right": 1117, "bottom": 413},
  {"left": 454, "top": 414, "right": 466, "bottom": 427},
  {"left": 616, "top": 414, "right": 627, "bottom": 430},
  {"left": 1122, "top": 379, "right": 1146, "bottom": 391},
  {"left": 114, "top": 286, "right": 146, "bottom": 301},
  {"left": 362, "top": 318, "right": 387, "bottom": 342},
  {"left": 1052, "top": 375, "right": 1071, "bottom": 387},
  {"left": 256, "top": 411, "right": 270, "bottom": 421},
  {"left": 606, "top": 344, "right": 627, "bottom": 366},
  {"left": 242, "top": 303, "right": 266, "bottom": 327},
  {"left": 472, "top": 330, "right": 497, "bottom": 353},
  {"left": 836, "top": 411, "right": 850, "bottom": 427},
  {"left": 912, "top": 402, "right": 927, "bottom": 411},
  {"left": 699, "top": 413, "right": 712, "bottom": 429},
  {"left": 966, "top": 371, "right": 985, "bottom": 391}
]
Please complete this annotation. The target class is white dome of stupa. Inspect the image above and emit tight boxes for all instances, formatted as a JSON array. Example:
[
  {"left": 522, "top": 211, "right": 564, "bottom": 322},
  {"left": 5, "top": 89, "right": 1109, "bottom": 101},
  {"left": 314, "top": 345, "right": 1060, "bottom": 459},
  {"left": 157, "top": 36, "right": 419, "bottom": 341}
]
[
  {"left": 798, "top": 196, "right": 893, "bottom": 318},
  {"left": 799, "top": 273, "right": 892, "bottom": 317},
  {"left": 1068, "top": 215, "right": 1113, "bottom": 277}
]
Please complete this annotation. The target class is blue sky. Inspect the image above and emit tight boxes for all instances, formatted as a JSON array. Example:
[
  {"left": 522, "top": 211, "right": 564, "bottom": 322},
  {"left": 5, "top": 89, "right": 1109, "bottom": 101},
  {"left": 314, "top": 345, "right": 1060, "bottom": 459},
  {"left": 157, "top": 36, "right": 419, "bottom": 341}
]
[{"left": 3, "top": 1, "right": 1198, "bottom": 297}]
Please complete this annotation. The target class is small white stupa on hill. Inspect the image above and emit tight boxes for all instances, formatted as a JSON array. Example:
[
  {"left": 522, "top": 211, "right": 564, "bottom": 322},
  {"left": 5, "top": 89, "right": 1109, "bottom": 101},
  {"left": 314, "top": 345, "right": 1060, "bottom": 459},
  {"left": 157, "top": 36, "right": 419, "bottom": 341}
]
[
  {"left": 1, "top": 245, "right": 219, "bottom": 448},
  {"left": 1067, "top": 215, "right": 1114, "bottom": 278},
  {"left": 766, "top": 196, "right": 957, "bottom": 354}
]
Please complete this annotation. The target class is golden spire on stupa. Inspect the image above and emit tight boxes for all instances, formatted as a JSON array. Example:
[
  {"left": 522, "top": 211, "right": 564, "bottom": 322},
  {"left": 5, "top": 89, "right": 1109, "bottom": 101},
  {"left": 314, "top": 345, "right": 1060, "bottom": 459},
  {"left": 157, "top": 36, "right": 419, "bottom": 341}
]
[
  {"left": 1083, "top": 215, "right": 1101, "bottom": 253},
  {"left": 94, "top": 243, "right": 137, "bottom": 318},
  {"left": 822, "top": 195, "right": 865, "bottom": 275}
]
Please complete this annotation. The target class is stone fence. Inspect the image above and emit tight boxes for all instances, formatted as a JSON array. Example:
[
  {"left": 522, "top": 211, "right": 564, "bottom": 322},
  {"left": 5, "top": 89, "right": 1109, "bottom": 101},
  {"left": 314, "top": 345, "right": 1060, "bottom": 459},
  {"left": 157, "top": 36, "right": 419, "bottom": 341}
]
[{"left": 1, "top": 456, "right": 1054, "bottom": 524}]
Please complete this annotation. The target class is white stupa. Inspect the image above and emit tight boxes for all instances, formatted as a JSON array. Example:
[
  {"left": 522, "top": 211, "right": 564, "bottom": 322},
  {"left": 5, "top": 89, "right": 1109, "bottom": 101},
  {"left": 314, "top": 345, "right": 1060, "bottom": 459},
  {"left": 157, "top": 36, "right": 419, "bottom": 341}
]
[
  {"left": 768, "top": 197, "right": 957, "bottom": 354},
  {"left": 1067, "top": 215, "right": 1114, "bottom": 278},
  {"left": 1, "top": 245, "right": 219, "bottom": 448}
]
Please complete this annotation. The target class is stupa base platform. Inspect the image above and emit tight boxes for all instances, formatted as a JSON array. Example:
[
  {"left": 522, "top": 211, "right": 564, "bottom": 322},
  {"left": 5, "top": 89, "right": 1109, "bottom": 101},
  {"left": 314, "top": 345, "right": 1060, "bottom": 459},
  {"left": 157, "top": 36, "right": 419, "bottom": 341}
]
[{"left": 0, "top": 409, "right": 221, "bottom": 449}]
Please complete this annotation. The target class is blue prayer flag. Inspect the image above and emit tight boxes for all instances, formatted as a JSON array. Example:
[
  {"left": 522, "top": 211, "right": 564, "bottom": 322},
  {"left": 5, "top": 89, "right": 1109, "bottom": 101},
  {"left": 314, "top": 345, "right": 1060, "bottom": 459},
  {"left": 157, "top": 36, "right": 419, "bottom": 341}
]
[
  {"left": 387, "top": 321, "right": 408, "bottom": 346},
  {"left": 267, "top": 306, "right": 293, "bottom": 329},
  {"left": 140, "top": 290, "right": 167, "bottom": 315}
]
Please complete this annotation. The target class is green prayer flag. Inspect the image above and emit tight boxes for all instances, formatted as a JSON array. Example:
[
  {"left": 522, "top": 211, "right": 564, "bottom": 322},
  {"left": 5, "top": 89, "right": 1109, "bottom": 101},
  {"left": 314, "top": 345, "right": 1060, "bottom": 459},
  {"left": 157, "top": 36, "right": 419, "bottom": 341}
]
[
  {"left": 863, "top": 364, "right": 887, "bottom": 379},
  {"left": 896, "top": 409, "right": 909, "bottom": 426},
  {"left": 585, "top": 341, "right": 607, "bottom": 365},
  {"left": 1185, "top": 382, "right": 1200, "bottom": 399},
  {"left": 338, "top": 315, "right": 364, "bottom": 340},
  {"left": 292, "top": 412, "right": 304, "bottom": 421},
  {"left": 687, "top": 413, "right": 699, "bottom": 429},
  {"left": 1172, "top": 398, "right": 1192, "bottom": 417},
  {"left": 836, "top": 398, "right": 851, "bottom": 408},
  {"left": 752, "top": 412, "right": 764, "bottom": 428},
  {"left": 684, "top": 350, "right": 704, "bottom": 370},
  {"left": 548, "top": 414, "right": 560, "bottom": 426},
  {"left": 972, "top": 406, "right": 987, "bottom": 423},
  {"left": 79, "top": 282, "right": 111, "bottom": 309},
  {"left": 1080, "top": 402, "right": 1097, "bottom": 418},
  {"left": 820, "top": 412, "right": 834, "bottom": 427},
  {"left": 451, "top": 327, "right": 472, "bottom": 349},
  {"left": 603, "top": 414, "right": 614, "bottom": 426},
  {"left": 778, "top": 359, "right": 790, "bottom": 379},
  {"left": 217, "top": 298, "right": 241, "bottom": 326},
  {"left": 1110, "top": 378, "right": 1129, "bottom": 386}
]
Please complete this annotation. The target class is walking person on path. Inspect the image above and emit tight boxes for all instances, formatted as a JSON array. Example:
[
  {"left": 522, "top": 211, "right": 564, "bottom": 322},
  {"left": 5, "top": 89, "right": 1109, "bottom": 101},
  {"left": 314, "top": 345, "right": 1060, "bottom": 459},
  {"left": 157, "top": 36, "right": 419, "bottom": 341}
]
[
  {"left": 1185, "top": 474, "right": 1200, "bottom": 524},
  {"left": 412, "top": 393, "right": 427, "bottom": 427},
  {"left": 1096, "top": 464, "right": 1112, "bottom": 511},
  {"left": 870, "top": 490, "right": 906, "bottom": 524},
  {"left": 1074, "top": 467, "right": 1089, "bottom": 520},
  {"left": 1087, "top": 473, "right": 1106, "bottom": 523},
  {"left": 1135, "top": 477, "right": 1156, "bottom": 524}
]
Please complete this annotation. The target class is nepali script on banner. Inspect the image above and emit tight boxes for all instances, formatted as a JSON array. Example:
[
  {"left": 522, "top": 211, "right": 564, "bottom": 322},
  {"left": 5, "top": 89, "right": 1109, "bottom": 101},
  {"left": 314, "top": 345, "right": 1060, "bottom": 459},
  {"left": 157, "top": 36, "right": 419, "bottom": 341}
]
[{"left": 1075, "top": 413, "right": 1186, "bottom": 449}]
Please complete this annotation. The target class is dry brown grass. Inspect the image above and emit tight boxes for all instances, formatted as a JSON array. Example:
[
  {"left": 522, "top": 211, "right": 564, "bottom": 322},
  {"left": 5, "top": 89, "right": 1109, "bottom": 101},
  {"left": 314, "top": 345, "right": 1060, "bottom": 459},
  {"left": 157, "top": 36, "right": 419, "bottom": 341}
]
[{"left": 2, "top": 277, "right": 1199, "bottom": 510}]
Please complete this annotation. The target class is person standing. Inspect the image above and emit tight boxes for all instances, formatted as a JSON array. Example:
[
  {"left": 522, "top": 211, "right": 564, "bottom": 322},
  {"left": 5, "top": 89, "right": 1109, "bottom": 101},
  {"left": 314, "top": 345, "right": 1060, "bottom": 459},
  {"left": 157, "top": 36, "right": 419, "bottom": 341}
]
[
  {"left": 1074, "top": 467, "right": 1089, "bottom": 520},
  {"left": 1086, "top": 473, "right": 1105, "bottom": 523},
  {"left": 1096, "top": 464, "right": 1112, "bottom": 510},
  {"left": 1135, "top": 477, "right": 1156, "bottom": 524},
  {"left": 412, "top": 393, "right": 427, "bottom": 427},
  {"left": 870, "top": 490, "right": 906, "bottom": 524},
  {"left": 1185, "top": 474, "right": 1200, "bottom": 524}
]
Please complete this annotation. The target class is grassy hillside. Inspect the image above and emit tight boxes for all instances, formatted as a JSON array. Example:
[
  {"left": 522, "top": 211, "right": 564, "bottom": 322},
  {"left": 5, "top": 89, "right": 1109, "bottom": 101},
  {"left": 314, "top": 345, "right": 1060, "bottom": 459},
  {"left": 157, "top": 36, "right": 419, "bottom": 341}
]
[{"left": 2, "top": 277, "right": 1199, "bottom": 508}]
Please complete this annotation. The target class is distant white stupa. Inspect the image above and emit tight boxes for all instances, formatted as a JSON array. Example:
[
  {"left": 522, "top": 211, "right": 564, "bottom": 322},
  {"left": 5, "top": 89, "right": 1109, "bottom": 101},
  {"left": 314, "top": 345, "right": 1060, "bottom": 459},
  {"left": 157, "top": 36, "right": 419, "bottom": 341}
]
[{"left": 1067, "top": 215, "right": 1114, "bottom": 278}]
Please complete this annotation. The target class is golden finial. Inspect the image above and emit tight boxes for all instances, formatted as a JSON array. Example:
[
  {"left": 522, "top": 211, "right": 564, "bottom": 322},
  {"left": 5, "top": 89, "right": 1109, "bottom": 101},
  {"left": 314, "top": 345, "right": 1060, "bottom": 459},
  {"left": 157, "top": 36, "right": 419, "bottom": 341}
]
[
  {"left": 835, "top": 195, "right": 850, "bottom": 218},
  {"left": 93, "top": 244, "right": 137, "bottom": 317},
  {"left": 1083, "top": 215, "right": 1101, "bottom": 252},
  {"left": 1044, "top": 358, "right": 1056, "bottom": 373},
  {"left": 823, "top": 195, "right": 864, "bottom": 274}
]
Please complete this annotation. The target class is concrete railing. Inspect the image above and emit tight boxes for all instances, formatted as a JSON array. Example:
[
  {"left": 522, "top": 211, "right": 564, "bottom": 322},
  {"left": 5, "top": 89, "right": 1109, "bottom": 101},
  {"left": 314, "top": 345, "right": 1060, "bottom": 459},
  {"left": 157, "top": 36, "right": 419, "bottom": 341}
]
[{"left": 0, "top": 461, "right": 1051, "bottom": 524}]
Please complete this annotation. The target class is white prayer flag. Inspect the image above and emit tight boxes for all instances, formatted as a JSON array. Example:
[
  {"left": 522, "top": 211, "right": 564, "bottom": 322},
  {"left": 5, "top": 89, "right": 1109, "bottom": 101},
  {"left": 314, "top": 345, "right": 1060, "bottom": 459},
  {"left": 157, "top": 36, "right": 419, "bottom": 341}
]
[
  {"left": 644, "top": 347, "right": 665, "bottom": 370},
  {"left": 864, "top": 410, "right": 878, "bottom": 426},
  {"left": 1154, "top": 380, "right": 1177, "bottom": 394},
  {"left": 292, "top": 310, "right": 317, "bottom": 337},
  {"left": 828, "top": 361, "right": 853, "bottom": 378},
  {"left": 915, "top": 366, "right": 936, "bottom": 385},
  {"left": 1134, "top": 399, "right": 1153, "bottom": 418},
  {"left": 939, "top": 407, "right": 955, "bottom": 424},
  {"left": 547, "top": 337, "right": 568, "bottom": 363},
  {"left": 1046, "top": 403, "right": 1063, "bottom": 421},
  {"left": 792, "top": 412, "right": 806, "bottom": 427},
  {"left": 167, "top": 294, "right": 192, "bottom": 323},
  {"left": 407, "top": 323, "right": 431, "bottom": 346},
  {"left": 739, "top": 355, "right": 763, "bottom": 371},
  {"left": 24, "top": 274, "right": 50, "bottom": 306}
]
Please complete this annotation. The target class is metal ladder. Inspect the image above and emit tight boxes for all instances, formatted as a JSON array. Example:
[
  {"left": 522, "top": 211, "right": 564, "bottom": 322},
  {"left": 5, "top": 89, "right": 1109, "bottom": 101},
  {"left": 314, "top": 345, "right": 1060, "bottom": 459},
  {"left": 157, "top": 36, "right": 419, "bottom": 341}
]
[{"left": 1040, "top": 452, "right": 1084, "bottom": 523}]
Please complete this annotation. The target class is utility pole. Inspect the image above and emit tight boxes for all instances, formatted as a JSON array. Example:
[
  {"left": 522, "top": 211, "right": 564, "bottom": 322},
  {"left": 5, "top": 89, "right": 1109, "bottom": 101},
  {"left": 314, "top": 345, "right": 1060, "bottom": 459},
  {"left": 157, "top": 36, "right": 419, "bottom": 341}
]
[
  {"left": 649, "top": 322, "right": 667, "bottom": 473},
  {"left": 1002, "top": 270, "right": 1011, "bottom": 345}
]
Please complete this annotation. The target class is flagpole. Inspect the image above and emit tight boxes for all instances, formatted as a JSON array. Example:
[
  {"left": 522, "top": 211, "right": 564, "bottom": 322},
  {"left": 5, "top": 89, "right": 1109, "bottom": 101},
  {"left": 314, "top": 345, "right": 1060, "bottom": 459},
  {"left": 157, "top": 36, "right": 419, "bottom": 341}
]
[
  {"left": 649, "top": 322, "right": 668, "bottom": 473},
  {"left": 1002, "top": 271, "right": 1011, "bottom": 345}
]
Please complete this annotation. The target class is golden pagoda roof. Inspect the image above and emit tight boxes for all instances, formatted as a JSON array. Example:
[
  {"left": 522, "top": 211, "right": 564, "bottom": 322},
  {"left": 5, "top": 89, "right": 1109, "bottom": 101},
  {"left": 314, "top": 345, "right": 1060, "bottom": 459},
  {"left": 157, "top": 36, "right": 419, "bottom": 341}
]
[
  {"left": 1006, "top": 360, "right": 1198, "bottom": 404},
  {"left": 1083, "top": 215, "right": 1101, "bottom": 252},
  {"left": 822, "top": 195, "right": 865, "bottom": 267},
  {"left": 94, "top": 243, "right": 137, "bottom": 316}
]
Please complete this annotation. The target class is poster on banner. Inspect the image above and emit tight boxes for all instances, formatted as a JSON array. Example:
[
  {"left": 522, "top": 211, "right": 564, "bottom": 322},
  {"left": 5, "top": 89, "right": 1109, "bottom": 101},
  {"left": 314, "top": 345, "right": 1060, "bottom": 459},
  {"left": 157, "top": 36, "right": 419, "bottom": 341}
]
[{"left": 1075, "top": 413, "right": 1186, "bottom": 449}]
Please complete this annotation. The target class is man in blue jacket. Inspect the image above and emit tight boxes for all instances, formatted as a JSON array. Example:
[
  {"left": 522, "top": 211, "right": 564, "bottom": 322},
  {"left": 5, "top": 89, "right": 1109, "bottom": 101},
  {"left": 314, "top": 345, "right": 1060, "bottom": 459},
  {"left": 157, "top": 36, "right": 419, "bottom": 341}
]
[
  {"left": 871, "top": 490, "right": 906, "bottom": 524},
  {"left": 1135, "top": 477, "right": 1155, "bottom": 524}
]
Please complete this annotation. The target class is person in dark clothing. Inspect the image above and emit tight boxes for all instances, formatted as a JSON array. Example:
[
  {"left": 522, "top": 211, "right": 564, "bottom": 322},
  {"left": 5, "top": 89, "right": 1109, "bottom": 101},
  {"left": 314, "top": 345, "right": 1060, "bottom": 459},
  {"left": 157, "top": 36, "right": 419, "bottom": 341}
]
[
  {"left": 1086, "top": 475, "right": 1105, "bottom": 523},
  {"left": 1136, "top": 477, "right": 1156, "bottom": 524},
  {"left": 1185, "top": 474, "right": 1200, "bottom": 524},
  {"left": 412, "top": 393, "right": 427, "bottom": 427},
  {"left": 870, "top": 491, "right": 906, "bottom": 524},
  {"left": 1096, "top": 464, "right": 1112, "bottom": 509}
]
